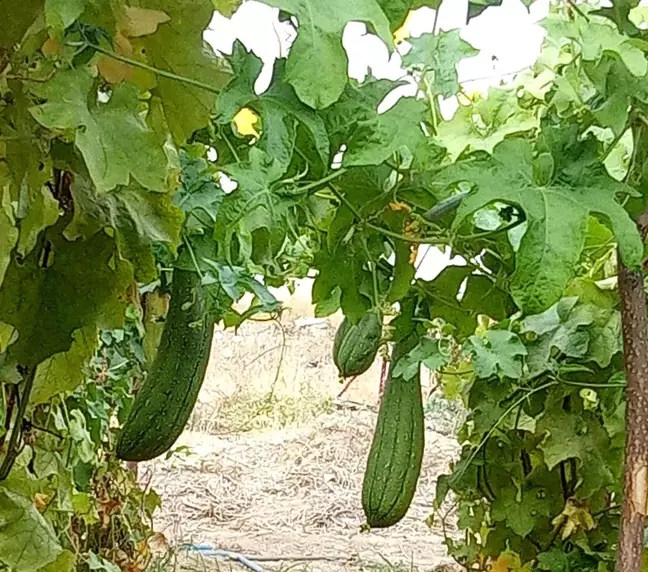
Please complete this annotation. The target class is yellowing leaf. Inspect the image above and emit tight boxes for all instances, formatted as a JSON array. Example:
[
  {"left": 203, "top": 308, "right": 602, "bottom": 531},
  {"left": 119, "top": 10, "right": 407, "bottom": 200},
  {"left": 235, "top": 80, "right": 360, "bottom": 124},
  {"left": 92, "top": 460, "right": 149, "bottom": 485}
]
[
  {"left": 493, "top": 554, "right": 512, "bottom": 572},
  {"left": 552, "top": 499, "right": 596, "bottom": 540},
  {"left": 233, "top": 107, "right": 260, "bottom": 138},
  {"left": 41, "top": 36, "right": 61, "bottom": 56},
  {"left": 492, "top": 551, "right": 532, "bottom": 572},
  {"left": 0, "top": 323, "right": 15, "bottom": 353},
  {"left": 136, "top": 0, "right": 232, "bottom": 143},
  {"left": 143, "top": 290, "right": 169, "bottom": 364},
  {"left": 389, "top": 201, "right": 411, "bottom": 212},
  {"left": 121, "top": 6, "right": 170, "bottom": 37},
  {"left": 98, "top": 33, "right": 135, "bottom": 84},
  {"left": 408, "top": 244, "right": 419, "bottom": 265},
  {"left": 39, "top": 550, "right": 76, "bottom": 572},
  {"left": 33, "top": 493, "right": 49, "bottom": 512}
]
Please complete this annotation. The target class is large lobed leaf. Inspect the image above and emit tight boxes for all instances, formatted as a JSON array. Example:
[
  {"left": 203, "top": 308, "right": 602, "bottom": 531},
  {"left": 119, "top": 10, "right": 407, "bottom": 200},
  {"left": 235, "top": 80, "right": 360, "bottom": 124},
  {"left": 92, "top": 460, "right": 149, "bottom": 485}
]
[
  {"left": 432, "top": 139, "right": 642, "bottom": 314},
  {"left": 260, "top": 0, "right": 393, "bottom": 109},
  {"left": 0, "top": 229, "right": 132, "bottom": 367},
  {"left": 30, "top": 69, "right": 169, "bottom": 193}
]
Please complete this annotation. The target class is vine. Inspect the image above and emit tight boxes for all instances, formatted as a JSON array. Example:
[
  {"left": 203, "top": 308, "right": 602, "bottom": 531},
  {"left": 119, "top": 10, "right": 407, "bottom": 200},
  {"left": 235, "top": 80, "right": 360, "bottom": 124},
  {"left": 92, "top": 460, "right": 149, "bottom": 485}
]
[{"left": 1, "top": 0, "right": 647, "bottom": 569}]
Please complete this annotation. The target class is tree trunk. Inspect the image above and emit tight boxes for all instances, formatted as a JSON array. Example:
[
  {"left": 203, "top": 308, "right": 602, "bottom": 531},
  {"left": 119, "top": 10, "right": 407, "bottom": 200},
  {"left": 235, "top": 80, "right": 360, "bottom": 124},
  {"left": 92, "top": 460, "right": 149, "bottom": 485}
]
[
  {"left": 615, "top": 120, "right": 648, "bottom": 572},
  {"left": 617, "top": 256, "right": 648, "bottom": 571}
]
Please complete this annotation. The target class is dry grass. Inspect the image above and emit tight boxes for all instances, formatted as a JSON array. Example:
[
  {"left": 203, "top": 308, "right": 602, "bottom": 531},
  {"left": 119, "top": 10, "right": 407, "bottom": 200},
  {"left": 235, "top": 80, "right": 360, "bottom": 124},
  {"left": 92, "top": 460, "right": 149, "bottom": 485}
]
[{"left": 144, "top": 288, "right": 464, "bottom": 572}]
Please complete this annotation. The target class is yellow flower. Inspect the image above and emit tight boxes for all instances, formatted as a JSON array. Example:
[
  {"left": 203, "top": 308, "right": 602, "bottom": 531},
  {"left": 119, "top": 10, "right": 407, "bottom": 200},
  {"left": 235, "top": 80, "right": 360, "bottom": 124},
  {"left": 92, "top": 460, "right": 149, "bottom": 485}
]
[{"left": 232, "top": 107, "right": 260, "bottom": 138}]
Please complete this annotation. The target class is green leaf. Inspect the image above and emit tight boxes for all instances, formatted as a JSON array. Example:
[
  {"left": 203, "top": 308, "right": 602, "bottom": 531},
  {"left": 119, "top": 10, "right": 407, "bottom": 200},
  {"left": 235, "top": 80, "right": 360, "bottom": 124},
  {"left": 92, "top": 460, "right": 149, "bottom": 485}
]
[
  {"left": 588, "top": 308, "right": 622, "bottom": 368},
  {"left": 376, "top": 0, "right": 412, "bottom": 30},
  {"left": 522, "top": 298, "right": 594, "bottom": 377},
  {"left": 0, "top": 488, "right": 62, "bottom": 571},
  {"left": 261, "top": 0, "right": 393, "bottom": 109},
  {"left": 387, "top": 241, "right": 415, "bottom": 302},
  {"left": 87, "top": 553, "right": 120, "bottom": 572},
  {"left": 65, "top": 168, "right": 184, "bottom": 282},
  {"left": 137, "top": 0, "right": 232, "bottom": 143},
  {"left": 0, "top": 187, "right": 18, "bottom": 287},
  {"left": 595, "top": 0, "right": 641, "bottom": 36},
  {"left": 32, "top": 326, "right": 98, "bottom": 405},
  {"left": 436, "top": 139, "right": 642, "bottom": 314},
  {"left": 17, "top": 186, "right": 60, "bottom": 259},
  {"left": 2, "top": 131, "right": 59, "bottom": 258},
  {"left": 437, "top": 88, "right": 539, "bottom": 161},
  {"left": 344, "top": 98, "right": 427, "bottom": 166},
  {"left": 30, "top": 70, "right": 169, "bottom": 193},
  {"left": 544, "top": 15, "right": 647, "bottom": 78},
  {"left": 402, "top": 30, "right": 478, "bottom": 98},
  {"left": 537, "top": 549, "right": 570, "bottom": 571},
  {"left": 213, "top": 0, "right": 242, "bottom": 16},
  {"left": 312, "top": 248, "right": 372, "bottom": 321},
  {"left": 466, "top": 330, "right": 527, "bottom": 379},
  {"left": 467, "top": 0, "right": 530, "bottom": 19},
  {"left": 326, "top": 165, "right": 392, "bottom": 250},
  {"left": 202, "top": 260, "right": 280, "bottom": 313},
  {"left": 491, "top": 485, "right": 552, "bottom": 538},
  {"left": 217, "top": 45, "right": 330, "bottom": 169},
  {"left": 420, "top": 267, "right": 514, "bottom": 340},
  {"left": 392, "top": 337, "right": 449, "bottom": 379},
  {"left": 45, "top": 0, "right": 85, "bottom": 32},
  {"left": 537, "top": 395, "right": 616, "bottom": 498},
  {"left": 38, "top": 550, "right": 75, "bottom": 572},
  {"left": 0, "top": 230, "right": 132, "bottom": 366},
  {"left": 69, "top": 410, "right": 95, "bottom": 464},
  {"left": 325, "top": 79, "right": 402, "bottom": 158},
  {"left": 215, "top": 149, "right": 296, "bottom": 264},
  {"left": 0, "top": 0, "right": 44, "bottom": 48},
  {"left": 32, "top": 440, "right": 60, "bottom": 479},
  {"left": 176, "top": 153, "right": 225, "bottom": 230},
  {"left": 313, "top": 285, "right": 341, "bottom": 317}
]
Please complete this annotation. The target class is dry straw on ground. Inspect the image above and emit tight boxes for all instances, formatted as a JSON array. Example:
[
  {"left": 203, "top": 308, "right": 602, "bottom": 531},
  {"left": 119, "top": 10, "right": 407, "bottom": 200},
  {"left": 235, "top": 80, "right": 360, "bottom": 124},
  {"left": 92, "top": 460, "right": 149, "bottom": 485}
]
[{"left": 144, "top": 297, "right": 464, "bottom": 571}]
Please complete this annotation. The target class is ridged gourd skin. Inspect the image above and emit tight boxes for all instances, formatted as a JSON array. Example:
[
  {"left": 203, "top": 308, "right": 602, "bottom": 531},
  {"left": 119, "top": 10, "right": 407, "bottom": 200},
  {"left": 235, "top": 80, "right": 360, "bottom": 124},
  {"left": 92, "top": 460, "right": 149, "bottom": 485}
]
[
  {"left": 332, "top": 309, "right": 382, "bottom": 378},
  {"left": 361, "top": 336, "right": 424, "bottom": 528},
  {"left": 116, "top": 269, "right": 215, "bottom": 462}
]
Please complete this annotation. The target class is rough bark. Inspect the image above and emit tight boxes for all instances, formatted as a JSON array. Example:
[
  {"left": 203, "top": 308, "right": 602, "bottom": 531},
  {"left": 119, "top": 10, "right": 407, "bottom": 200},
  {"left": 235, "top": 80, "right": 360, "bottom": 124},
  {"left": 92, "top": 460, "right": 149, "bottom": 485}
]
[
  {"left": 616, "top": 119, "right": 648, "bottom": 571},
  {"left": 617, "top": 256, "right": 648, "bottom": 572}
]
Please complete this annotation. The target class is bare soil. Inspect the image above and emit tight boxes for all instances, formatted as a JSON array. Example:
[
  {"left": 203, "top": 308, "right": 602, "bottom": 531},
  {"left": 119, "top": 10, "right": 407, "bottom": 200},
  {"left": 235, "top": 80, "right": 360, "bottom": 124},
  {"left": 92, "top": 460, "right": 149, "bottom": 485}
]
[{"left": 143, "top": 290, "right": 463, "bottom": 571}]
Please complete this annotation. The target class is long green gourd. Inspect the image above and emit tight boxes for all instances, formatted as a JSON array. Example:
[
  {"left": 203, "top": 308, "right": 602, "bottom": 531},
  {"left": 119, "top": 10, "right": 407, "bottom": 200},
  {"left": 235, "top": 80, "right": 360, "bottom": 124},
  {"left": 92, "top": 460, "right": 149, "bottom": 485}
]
[
  {"left": 116, "top": 269, "right": 214, "bottom": 462},
  {"left": 361, "top": 336, "right": 425, "bottom": 528}
]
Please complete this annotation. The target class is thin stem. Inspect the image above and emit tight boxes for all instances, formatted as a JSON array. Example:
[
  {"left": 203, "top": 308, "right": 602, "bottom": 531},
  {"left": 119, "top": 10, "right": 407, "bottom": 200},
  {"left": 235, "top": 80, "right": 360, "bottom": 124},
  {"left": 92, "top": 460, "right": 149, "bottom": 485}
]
[
  {"left": 0, "top": 135, "right": 38, "bottom": 142},
  {"left": 4, "top": 72, "right": 56, "bottom": 83},
  {"left": 289, "top": 168, "right": 348, "bottom": 196},
  {"left": 325, "top": 183, "right": 364, "bottom": 221},
  {"left": 82, "top": 42, "right": 222, "bottom": 94},
  {"left": 458, "top": 219, "right": 524, "bottom": 242},
  {"left": 362, "top": 241, "right": 380, "bottom": 307},
  {"left": 600, "top": 121, "right": 632, "bottom": 164},
  {"left": 366, "top": 223, "right": 447, "bottom": 244},
  {"left": 566, "top": 0, "right": 590, "bottom": 21},
  {"left": 182, "top": 235, "right": 204, "bottom": 281},
  {"left": 560, "top": 380, "right": 626, "bottom": 389},
  {"left": 0, "top": 366, "right": 37, "bottom": 480},
  {"left": 451, "top": 381, "right": 558, "bottom": 483},
  {"left": 220, "top": 128, "right": 241, "bottom": 163}
]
